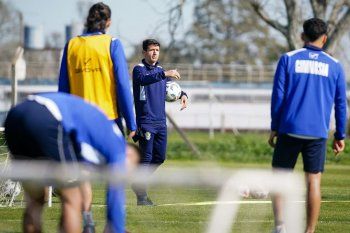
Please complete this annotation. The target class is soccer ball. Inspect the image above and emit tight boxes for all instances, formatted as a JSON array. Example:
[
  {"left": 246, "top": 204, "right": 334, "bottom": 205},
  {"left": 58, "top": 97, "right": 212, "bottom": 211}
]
[
  {"left": 166, "top": 81, "right": 182, "bottom": 102},
  {"left": 238, "top": 185, "right": 269, "bottom": 199},
  {"left": 1, "top": 179, "right": 21, "bottom": 197},
  {"left": 238, "top": 185, "right": 250, "bottom": 198},
  {"left": 250, "top": 186, "right": 269, "bottom": 199}
]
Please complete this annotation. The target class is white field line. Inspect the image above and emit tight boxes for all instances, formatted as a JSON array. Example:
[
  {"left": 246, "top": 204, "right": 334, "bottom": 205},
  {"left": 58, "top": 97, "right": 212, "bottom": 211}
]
[
  {"left": 0, "top": 219, "right": 274, "bottom": 224},
  {"left": 2, "top": 200, "right": 349, "bottom": 209},
  {"left": 157, "top": 200, "right": 272, "bottom": 206},
  {"left": 157, "top": 200, "right": 350, "bottom": 207},
  {"left": 83, "top": 200, "right": 350, "bottom": 208}
]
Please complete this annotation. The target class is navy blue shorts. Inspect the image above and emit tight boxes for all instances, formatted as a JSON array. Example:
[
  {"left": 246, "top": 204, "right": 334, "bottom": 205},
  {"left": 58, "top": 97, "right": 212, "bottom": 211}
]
[
  {"left": 272, "top": 134, "right": 327, "bottom": 173},
  {"left": 4, "top": 100, "right": 78, "bottom": 162},
  {"left": 137, "top": 123, "right": 167, "bottom": 166}
]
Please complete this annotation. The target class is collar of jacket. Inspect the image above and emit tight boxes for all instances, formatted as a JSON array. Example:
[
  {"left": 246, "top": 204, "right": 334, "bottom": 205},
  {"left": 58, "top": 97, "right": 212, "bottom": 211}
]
[
  {"left": 304, "top": 44, "right": 323, "bottom": 51},
  {"left": 142, "top": 59, "right": 160, "bottom": 70},
  {"left": 80, "top": 31, "right": 105, "bottom": 37}
]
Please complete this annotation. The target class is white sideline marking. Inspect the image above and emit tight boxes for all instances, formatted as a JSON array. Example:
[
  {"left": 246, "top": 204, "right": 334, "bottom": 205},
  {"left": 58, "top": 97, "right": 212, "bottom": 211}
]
[
  {"left": 3, "top": 199, "right": 349, "bottom": 208},
  {"left": 0, "top": 219, "right": 274, "bottom": 224},
  {"left": 3, "top": 200, "right": 348, "bottom": 210},
  {"left": 157, "top": 200, "right": 272, "bottom": 206},
  {"left": 86, "top": 200, "right": 350, "bottom": 208},
  {"left": 157, "top": 200, "right": 350, "bottom": 207}
]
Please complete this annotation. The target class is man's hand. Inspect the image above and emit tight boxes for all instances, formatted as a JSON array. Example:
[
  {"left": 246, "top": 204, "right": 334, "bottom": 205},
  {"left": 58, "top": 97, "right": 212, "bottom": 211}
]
[
  {"left": 128, "top": 131, "right": 136, "bottom": 140},
  {"left": 180, "top": 95, "right": 188, "bottom": 111},
  {"left": 268, "top": 131, "right": 278, "bottom": 148},
  {"left": 333, "top": 139, "right": 345, "bottom": 156},
  {"left": 165, "top": 70, "right": 181, "bottom": 80}
]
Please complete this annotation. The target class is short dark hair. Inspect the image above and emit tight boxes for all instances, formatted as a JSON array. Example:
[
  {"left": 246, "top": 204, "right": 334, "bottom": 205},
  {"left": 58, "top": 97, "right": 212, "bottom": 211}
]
[
  {"left": 303, "top": 18, "right": 327, "bottom": 42},
  {"left": 85, "top": 2, "right": 111, "bottom": 33},
  {"left": 142, "top": 39, "right": 160, "bottom": 51}
]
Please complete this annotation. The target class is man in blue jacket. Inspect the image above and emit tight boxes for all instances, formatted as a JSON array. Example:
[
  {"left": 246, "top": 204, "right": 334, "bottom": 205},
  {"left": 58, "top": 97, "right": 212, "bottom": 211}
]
[
  {"left": 4, "top": 93, "right": 139, "bottom": 233},
  {"left": 269, "top": 18, "right": 347, "bottom": 233},
  {"left": 132, "top": 39, "right": 188, "bottom": 205}
]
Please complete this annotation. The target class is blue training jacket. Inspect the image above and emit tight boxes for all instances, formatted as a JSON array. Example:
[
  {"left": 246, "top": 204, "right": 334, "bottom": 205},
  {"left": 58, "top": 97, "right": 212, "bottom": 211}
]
[
  {"left": 271, "top": 45, "right": 347, "bottom": 139},
  {"left": 58, "top": 32, "right": 136, "bottom": 131},
  {"left": 29, "top": 92, "right": 126, "bottom": 233},
  {"left": 132, "top": 59, "right": 171, "bottom": 125}
]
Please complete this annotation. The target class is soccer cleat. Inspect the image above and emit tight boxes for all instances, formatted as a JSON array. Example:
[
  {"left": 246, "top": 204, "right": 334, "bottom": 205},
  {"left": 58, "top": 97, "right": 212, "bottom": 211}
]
[
  {"left": 137, "top": 196, "right": 154, "bottom": 206},
  {"left": 131, "top": 183, "right": 154, "bottom": 206},
  {"left": 272, "top": 225, "right": 287, "bottom": 233}
]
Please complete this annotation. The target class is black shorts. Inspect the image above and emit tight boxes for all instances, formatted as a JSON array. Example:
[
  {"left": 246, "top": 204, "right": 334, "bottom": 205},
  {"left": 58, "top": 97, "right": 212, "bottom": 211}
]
[
  {"left": 272, "top": 134, "right": 327, "bottom": 173},
  {"left": 4, "top": 100, "right": 78, "bottom": 162}
]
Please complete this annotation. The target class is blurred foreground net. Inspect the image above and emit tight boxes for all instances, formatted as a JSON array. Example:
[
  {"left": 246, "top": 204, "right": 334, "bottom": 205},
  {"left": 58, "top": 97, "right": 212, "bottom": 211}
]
[
  {"left": 0, "top": 155, "right": 305, "bottom": 232},
  {"left": 0, "top": 129, "right": 22, "bottom": 207}
]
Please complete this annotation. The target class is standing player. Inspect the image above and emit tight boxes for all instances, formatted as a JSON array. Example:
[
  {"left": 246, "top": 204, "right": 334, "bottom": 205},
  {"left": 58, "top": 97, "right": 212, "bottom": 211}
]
[
  {"left": 58, "top": 3, "right": 136, "bottom": 230},
  {"left": 269, "top": 18, "right": 347, "bottom": 233},
  {"left": 58, "top": 2, "right": 136, "bottom": 137},
  {"left": 132, "top": 39, "right": 188, "bottom": 205},
  {"left": 4, "top": 93, "right": 139, "bottom": 233}
]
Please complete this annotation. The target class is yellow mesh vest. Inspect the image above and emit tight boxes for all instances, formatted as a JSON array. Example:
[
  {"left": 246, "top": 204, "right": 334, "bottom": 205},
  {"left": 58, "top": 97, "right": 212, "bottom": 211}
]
[{"left": 67, "top": 34, "right": 118, "bottom": 119}]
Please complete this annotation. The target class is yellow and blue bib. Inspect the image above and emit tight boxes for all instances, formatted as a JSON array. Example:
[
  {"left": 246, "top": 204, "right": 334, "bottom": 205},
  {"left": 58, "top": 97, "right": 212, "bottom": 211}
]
[{"left": 67, "top": 34, "right": 118, "bottom": 119}]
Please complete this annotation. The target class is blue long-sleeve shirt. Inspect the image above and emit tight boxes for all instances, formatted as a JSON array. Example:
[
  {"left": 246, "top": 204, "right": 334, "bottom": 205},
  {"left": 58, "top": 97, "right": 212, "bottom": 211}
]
[
  {"left": 58, "top": 32, "right": 136, "bottom": 131},
  {"left": 29, "top": 92, "right": 126, "bottom": 233},
  {"left": 132, "top": 59, "right": 170, "bottom": 125},
  {"left": 271, "top": 45, "right": 347, "bottom": 139}
]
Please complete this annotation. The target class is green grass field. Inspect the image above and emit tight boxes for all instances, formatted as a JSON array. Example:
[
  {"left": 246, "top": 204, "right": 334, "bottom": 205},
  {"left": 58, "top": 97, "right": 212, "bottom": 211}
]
[{"left": 0, "top": 132, "right": 350, "bottom": 232}]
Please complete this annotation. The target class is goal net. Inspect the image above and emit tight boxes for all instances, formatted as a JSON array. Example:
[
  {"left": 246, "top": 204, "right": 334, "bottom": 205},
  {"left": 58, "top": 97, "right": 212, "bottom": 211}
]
[
  {"left": 0, "top": 159, "right": 305, "bottom": 232},
  {"left": 0, "top": 128, "right": 22, "bottom": 207}
]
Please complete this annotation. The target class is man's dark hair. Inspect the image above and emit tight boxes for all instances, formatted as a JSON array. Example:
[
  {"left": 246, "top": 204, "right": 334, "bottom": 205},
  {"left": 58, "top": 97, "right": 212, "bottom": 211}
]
[
  {"left": 85, "top": 2, "right": 111, "bottom": 33},
  {"left": 142, "top": 39, "right": 160, "bottom": 51},
  {"left": 303, "top": 18, "right": 328, "bottom": 42}
]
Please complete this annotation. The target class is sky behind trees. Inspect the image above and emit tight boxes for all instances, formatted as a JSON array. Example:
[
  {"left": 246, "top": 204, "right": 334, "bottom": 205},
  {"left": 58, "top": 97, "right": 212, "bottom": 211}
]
[
  {"left": 10, "top": 0, "right": 194, "bottom": 55},
  {"left": 6, "top": 0, "right": 350, "bottom": 66}
]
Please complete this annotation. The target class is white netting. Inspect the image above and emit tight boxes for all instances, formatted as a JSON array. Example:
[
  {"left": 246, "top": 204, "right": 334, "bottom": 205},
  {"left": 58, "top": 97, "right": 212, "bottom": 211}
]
[
  {"left": 0, "top": 161, "right": 305, "bottom": 232},
  {"left": 0, "top": 129, "right": 22, "bottom": 207}
]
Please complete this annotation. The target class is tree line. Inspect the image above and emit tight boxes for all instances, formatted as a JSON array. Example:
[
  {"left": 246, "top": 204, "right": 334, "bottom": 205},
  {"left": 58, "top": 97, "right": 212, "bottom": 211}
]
[{"left": 129, "top": 0, "right": 350, "bottom": 65}]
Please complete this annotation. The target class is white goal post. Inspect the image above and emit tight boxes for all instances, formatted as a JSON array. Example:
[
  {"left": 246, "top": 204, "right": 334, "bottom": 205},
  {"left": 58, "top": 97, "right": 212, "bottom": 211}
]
[
  {"left": 206, "top": 170, "right": 305, "bottom": 233},
  {"left": 0, "top": 161, "right": 305, "bottom": 232}
]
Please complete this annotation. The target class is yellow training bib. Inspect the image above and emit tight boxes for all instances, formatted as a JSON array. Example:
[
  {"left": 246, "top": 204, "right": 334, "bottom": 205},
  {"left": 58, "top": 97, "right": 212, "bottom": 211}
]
[{"left": 67, "top": 34, "right": 118, "bottom": 119}]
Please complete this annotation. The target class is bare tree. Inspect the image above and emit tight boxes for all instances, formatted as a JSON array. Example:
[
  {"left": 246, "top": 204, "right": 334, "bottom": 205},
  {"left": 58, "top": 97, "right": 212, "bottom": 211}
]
[
  {"left": 163, "top": 0, "right": 187, "bottom": 61},
  {"left": 167, "top": 0, "right": 186, "bottom": 47},
  {"left": 250, "top": 0, "right": 350, "bottom": 52},
  {"left": 130, "top": 0, "right": 188, "bottom": 63},
  {"left": 183, "top": 0, "right": 285, "bottom": 64},
  {"left": 76, "top": 0, "right": 94, "bottom": 22},
  {"left": 0, "top": 0, "right": 21, "bottom": 61}
]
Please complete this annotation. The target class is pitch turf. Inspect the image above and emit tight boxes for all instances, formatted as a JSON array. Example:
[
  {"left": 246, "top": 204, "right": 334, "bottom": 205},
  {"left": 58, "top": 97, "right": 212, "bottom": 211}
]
[{"left": 0, "top": 132, "right": 350, "bottom": 232}]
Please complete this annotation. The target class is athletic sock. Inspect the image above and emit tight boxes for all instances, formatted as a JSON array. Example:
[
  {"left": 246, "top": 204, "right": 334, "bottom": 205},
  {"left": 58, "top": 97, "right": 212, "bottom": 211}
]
[
  {"left": 83, "top": 211, "right": 95, "bottom": 227},
  {"left": 131, "top": 183, "right": 147, "bottom": 198},
  {"left": 274, "top": 224, "right": 286, "bottom": 233}
]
